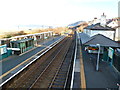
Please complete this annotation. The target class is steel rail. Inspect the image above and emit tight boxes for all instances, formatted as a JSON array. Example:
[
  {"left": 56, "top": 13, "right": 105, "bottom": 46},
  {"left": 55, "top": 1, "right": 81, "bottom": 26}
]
[
  {"left": 48, "top": 36, "right": 75, "bottom": 89},
  {"left": 29, "top": 38, "right": 71, "bottom": 89},
  {"left": 0, "top": 36, "right": 65, "bottom": 87}
]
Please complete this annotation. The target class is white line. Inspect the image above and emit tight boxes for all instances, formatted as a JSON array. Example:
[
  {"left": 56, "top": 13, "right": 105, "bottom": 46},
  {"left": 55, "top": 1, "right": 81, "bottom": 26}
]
[
  {"left": 30, "top": 41, "right": 65, "bottom": 89},
  {"left": 70, "top": 32, "right": 78, "bottom": 89}
]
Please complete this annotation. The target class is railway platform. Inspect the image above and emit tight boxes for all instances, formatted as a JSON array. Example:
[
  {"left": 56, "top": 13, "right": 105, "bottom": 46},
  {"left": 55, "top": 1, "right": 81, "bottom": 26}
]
[
  {"left": 0, "top": 36, "right": 64, "bottom": 86},
  {"left": 1, "top": 32, "right": 118, "bottom": 89},
  {"left": 70, "top": 33, "right": 81, "bottom": 89},
  {"left": 79, "top": 33, "right": 119, "bottom": 89},
  {"left": 1, "top": 34, "right": 74, "bottom": 88},
  {"left": 71, "top": 32, "right": 119, "bottom": 89}
]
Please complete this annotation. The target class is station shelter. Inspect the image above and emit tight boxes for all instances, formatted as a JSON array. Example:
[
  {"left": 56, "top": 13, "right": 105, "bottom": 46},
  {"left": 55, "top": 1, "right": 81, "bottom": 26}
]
[
  {"left": 0, "top": 31, "right": 53, "bottom": 59},
  {"left": 79, "top": 33, "right": 120, "bottom": 72},
  {"left": 10, "top": 31, "right": 53, "bottom": 46},
  {"left": 10, "top": 38, "right": 34, "bottom": 55}
]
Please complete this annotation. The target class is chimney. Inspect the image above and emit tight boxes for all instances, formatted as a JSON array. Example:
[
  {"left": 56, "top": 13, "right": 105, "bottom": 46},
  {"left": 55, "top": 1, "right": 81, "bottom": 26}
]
[
  {"left": 93, "top": 17, "right": 97, "bottom": 24},
  {"left": 100, "top": 13, "right": 106, "bottom": 27}
]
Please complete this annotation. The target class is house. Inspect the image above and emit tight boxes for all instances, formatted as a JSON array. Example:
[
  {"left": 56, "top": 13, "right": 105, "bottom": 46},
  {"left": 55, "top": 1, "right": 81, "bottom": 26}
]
[
  {"left": 114, "top": 26, "right": 120, "bottom": 41},
  {"left": 84, "top": 13, "right": 116, "bottom": 40},
  {"left": 107, "top": 18, "right": 120, "bottom": 41},
  {"left": 84, "top": 23, "right": 115, "bottom": 40}
]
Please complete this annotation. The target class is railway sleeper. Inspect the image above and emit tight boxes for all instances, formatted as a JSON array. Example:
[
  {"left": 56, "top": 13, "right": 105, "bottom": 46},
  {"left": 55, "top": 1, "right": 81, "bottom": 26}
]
[
  {"left": 60, "top": 66, "right": 68, "bottom": 69},
  {"left": 52, "top": 83, "right": 64, "bottom": 87},
  {"left": 54, "top": 79, "right": 65, "bottom": 83},
  {"left": 53, "top": 82, "right": 65, "bottom": 86},
  {"left": 58, "top": 72, "right": 67, "bottom": 75},
  {"left": 51, "top": 85, "right": 63, "bottom": 89},
  {"left": 62, "top": 62, "right": 70, "bottom": 65},
  {"left": 59, "top": 69, "right": 68, "bottom": 72},
  {"left": 54, "top": 76, "right": 66, "bottom": 81},
  {"left": 57, "top": 74, "right": 66, "bottom": 77},
  {"left": 54, "top": 81, "right": 65, "bottom": 85},
  {"left": 57, "top": 72, "right": 67, "bottom": 75},
  {"left": 55, "top": 77, "right": 66, "bottom": 80},
  {"left": 60, "top": 64, "right": 69, "bottom": 68}
]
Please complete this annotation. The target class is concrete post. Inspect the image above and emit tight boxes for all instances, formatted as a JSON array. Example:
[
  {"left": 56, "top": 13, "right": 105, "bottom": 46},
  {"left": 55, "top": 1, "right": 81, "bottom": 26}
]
[{"left": 96, "top": 44, "right": 100, "bottom": 71}]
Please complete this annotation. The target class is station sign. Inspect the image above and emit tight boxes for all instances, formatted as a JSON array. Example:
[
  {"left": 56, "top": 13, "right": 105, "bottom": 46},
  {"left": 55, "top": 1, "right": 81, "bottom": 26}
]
[
  {"left": 44, "top": 37, "right": 48, "bottom": 39},
  {"left": 88, "top": 45, "right": 99, "bottom": 50},
  {"left": 108, "top": 47, "right": 114, "bottom": 59},
  {"left": 0, "top": 44, "right": 7, "bottom": 55}
]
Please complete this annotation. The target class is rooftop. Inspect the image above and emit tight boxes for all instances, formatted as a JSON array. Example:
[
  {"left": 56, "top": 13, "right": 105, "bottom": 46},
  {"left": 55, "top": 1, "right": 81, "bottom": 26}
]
[
  {"left": 83, "top": 34, "right": 120, "bottom": 47},
  {"left": 11, "top": 38, "right": 33, "bottom": 44},
  {"left": 84, "top": 23, "right": 115, "bottom": 31}
]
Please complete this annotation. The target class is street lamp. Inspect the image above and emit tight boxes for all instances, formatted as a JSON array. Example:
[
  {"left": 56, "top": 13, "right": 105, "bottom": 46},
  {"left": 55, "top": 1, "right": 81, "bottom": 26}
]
[{"left": 96, "top": 44, "right": 100, "bottom": 71}]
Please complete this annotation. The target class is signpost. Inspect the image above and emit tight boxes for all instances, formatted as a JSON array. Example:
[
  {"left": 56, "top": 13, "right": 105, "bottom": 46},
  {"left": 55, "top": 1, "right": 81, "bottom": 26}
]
[
  {"left": 88, "top": 44, "right": 101, "bottom": 71},
  {"left": 108, "top": 47, "right": 114, "bottom": 65},
  {"left": 108, "top": 47, "right": 114, "bottom": 59},
  {"left": 0, "top": 44, "right": 7, "bottom": 55},
  {"left": 96, "top": 44, "right": 100, "bottom": 71}
]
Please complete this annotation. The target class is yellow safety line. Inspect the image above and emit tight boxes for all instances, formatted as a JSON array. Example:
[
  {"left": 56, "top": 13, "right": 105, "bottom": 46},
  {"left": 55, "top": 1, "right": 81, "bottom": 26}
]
[
  {"left": 0, "top": 58, "right": 30, "bottom": 79},
  {"left": 0, "top": 37, "right": 64, "bottom": 80},
  {"left": 0, "top": 46, "right": 36, "bottom": 63},
  {"left": 0, "top": 47, "right": 46, "bottom": 79},
  {"left": 80, "top": 46, "right": 86, "bottom": 90}
]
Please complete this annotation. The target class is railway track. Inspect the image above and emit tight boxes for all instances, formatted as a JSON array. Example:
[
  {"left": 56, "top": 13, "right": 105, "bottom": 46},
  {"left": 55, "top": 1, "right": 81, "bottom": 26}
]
[
  {"left": 49, "top": 37, "right": 75, "bottom": 89},
  {"left": 3, "top": 34, "right": 75, "bottom": 89},
  {"left": 0, "top": 36, "right": 65, "bottom": 87},
  {"left": 30, "top": 36, "right": 75, "bottom": 89}
]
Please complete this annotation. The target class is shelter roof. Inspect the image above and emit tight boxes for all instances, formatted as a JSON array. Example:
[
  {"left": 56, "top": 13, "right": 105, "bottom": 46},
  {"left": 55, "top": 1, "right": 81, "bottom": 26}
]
[
  {"left": 83, "top": 34, "right": 120, "bottom": 47},
  {"left": 84, "top": 23, "right": 115, "bottom": 31},
  {"left": 11, "top": 38, "right": 33, "bottom": 44}
]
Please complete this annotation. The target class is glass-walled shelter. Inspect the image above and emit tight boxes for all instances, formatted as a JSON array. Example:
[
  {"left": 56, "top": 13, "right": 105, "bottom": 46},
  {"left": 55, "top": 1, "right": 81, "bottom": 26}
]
[{"left": 10, "top": 38, "right": 34, "bottom": 54}]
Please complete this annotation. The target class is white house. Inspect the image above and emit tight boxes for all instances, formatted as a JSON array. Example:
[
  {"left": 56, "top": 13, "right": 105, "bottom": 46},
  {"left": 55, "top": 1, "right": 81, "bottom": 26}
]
[
  {"left": 114, "top": 26, "right": 120, "bottom": 41},
  {"left": 84, "top": 13, "right": 116, "bottom": 40},
  {"left": 107, "top": 18, "right": 120, "bottom": 41}
]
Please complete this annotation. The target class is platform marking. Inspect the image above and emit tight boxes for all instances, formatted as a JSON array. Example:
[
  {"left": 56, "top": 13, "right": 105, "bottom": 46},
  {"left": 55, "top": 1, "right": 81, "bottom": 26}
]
[
  {"left": 0, "top": 36, "right": 65, "bottom": 87},
  {"left": 70, "top": 32, "right": 77, "bottom": 89},
  {"left": 0, "top": 36, "right": 65, "bottom": 80},
  {"left": 79, "top": 33, "right": 86, "bottom": 89}
]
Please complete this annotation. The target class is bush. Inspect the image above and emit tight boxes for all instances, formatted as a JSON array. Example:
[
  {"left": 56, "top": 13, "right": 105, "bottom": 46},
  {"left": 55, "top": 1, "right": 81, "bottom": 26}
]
[{"left": 4, "top": 34, "right": 12, "bottom": 38}]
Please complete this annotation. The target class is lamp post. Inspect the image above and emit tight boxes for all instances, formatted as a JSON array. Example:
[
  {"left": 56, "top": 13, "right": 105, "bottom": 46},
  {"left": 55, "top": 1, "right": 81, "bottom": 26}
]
[{"left": 96, "top": 44, "right": 100, "bottom": 71}]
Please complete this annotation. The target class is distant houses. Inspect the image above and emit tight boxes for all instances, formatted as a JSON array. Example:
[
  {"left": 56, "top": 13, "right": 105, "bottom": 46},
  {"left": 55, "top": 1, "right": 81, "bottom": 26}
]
[
  {"left": 84, "top": 23, "right": 116, "bottom": 40},
  {"left": 84, "top": 13, "right": 117, "bottom": 41},
  {"left": 83, "top": 14, "right": 120, "bottom": 73},
  {"left": 69, "top": 13, "right": 120, "bottom": 73},
  {"left": 107, "top": 18, "right": 120, "bottom": 41},
  {"left": 69, "top": 13, "right": 120, "bottom": 42}
]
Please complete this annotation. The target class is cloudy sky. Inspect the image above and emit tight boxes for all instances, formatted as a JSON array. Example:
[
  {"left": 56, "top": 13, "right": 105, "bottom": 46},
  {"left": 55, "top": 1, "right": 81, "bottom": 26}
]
[{"left": 0, "top": 0, "right": 119, "bottom": 30}]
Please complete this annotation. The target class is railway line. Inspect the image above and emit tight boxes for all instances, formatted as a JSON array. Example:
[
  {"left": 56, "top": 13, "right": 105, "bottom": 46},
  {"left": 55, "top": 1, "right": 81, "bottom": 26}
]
[
  {"left": 2, "top": 33, "right": 75, "bottom": 89},
  {"left": 49, "top": 38, "right": 75, "bottom": 89},
  {"left": 0, "top": 36, "right": 65, "bottom": 87}
]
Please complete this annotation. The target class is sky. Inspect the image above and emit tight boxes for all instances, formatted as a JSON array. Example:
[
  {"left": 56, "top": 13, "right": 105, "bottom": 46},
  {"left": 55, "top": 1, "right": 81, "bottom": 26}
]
[{"left": 0, "top": 0, "right": 119, "bottom": 31}]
